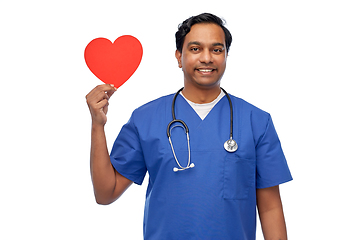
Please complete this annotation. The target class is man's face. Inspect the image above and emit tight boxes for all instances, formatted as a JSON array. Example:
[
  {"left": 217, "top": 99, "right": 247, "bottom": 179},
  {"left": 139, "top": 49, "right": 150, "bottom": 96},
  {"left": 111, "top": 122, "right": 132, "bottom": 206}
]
[{"left": 175, "top": 23, "right": 227, "bottom": 90}]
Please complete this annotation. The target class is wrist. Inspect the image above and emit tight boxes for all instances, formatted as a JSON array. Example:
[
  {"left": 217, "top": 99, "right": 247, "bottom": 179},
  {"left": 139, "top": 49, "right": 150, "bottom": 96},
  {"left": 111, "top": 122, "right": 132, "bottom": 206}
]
[{"left": 91, "top": 122, "right": 105, "bottom": 131}]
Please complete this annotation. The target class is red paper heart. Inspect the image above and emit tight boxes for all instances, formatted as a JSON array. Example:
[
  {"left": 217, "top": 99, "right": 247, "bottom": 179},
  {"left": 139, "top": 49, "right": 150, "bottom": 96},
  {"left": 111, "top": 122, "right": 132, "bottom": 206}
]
[{"left": 84, "top": 35, "right": 143, "bottom": 88}]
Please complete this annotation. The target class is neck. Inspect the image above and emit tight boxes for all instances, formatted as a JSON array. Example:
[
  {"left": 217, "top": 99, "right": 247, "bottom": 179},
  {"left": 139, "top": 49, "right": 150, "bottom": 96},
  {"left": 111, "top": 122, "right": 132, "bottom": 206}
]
[{"left": 181, "top": 85, "right": 221, "bottom": 104}]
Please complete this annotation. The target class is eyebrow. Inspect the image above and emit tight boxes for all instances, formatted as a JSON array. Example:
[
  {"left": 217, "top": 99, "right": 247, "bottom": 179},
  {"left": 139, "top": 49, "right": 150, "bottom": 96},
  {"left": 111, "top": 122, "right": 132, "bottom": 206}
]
[
  {"left": 187, "top": 41, "right": 201, "bottom": 47},
  {"left": 212, "top": 42, "right": 225, "bottom": 48},
  {"left": 187, "top": 41, "right": 225, "bottom": 48}
]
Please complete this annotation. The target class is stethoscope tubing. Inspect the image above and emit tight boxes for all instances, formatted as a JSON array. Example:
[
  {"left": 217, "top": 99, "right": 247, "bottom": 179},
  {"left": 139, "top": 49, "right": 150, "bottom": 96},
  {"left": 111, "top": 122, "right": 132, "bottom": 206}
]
[
  {"left": 220, "top": 87, "right": 234, "bottom": 141},
  {"left": 167, "top": 87, "right": 234, "bottom": 140},
  {"left": 167, "top": 87, "right": 237, "bottom": 172},
  {"left": 167, "top": 88, "right": 188, "bottom": 138}
]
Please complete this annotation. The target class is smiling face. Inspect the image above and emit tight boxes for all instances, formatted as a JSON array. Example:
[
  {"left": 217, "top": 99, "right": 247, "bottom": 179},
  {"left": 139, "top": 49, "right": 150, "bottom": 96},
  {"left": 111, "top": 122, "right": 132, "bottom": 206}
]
[{"left": 175, "top": 23, "right": 227, "bottom": 92}]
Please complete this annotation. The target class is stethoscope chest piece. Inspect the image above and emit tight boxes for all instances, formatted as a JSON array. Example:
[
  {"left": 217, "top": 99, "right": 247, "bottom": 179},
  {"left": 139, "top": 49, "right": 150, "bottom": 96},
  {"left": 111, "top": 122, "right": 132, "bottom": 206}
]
[{"left": 224, "top": 139, "right": 238, "bottom": 153}]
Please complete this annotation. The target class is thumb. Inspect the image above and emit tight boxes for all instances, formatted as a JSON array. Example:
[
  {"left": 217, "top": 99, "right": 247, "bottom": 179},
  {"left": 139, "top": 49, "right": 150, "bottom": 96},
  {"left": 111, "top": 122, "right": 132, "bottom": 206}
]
[{"left": 106, "top": 87, "right": 117, "bottom": 99}]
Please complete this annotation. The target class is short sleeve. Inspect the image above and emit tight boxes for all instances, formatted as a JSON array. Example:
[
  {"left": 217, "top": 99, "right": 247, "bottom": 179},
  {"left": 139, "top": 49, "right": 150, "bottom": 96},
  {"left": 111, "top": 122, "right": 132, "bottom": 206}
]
[
  {"left": 110, "top": 113, "right": 147, "bottom": 185},
  {"left": 255, "top": 115, "right": 292, "bottom": 189}
]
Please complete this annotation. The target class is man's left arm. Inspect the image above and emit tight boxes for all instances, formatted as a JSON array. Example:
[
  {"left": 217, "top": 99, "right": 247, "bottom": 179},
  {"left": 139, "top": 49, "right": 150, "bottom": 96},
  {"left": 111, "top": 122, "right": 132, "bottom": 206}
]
[{"left": 257, "top": 185, "right": 288, "bottom": 240}]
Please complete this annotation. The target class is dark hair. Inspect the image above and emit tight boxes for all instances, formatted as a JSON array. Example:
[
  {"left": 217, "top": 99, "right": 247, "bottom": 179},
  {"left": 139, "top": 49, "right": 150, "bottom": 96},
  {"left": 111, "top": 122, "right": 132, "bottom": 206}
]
[{"left": 175, "top": 13, "right": 232, "bottom": 53}]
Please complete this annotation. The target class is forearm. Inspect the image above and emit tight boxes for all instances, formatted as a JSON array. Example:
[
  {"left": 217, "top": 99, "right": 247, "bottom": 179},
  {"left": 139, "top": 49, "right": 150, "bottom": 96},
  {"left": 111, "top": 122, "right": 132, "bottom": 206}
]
[
  {"left": 257, "top": 186, "right": 288, "bottom": 240},
  {"left": 258, "top": 205, "right": 287, "bottom": 240},
  {"left": 90, "top": 124, "right": 117, "bottom": 204}
]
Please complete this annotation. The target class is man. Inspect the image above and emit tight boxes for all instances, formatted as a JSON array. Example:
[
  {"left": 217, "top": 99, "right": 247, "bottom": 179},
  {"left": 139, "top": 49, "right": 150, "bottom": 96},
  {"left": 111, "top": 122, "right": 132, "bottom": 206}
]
[{"left": 86, "top": 13, "right": 292, "bottom": 240}]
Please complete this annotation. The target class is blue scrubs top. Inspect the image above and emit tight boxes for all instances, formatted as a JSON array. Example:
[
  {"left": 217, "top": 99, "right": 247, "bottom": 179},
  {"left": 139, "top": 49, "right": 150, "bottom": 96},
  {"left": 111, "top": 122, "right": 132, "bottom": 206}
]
[{"left": 110, "top": 93, "right": 292, "bottom": 240}]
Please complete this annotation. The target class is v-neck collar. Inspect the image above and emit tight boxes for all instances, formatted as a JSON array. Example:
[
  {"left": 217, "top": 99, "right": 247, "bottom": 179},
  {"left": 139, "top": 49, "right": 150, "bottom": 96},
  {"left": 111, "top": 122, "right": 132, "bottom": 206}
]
[
  {"left": 176, "top": 94, "right": 227, "bottom": 126},
  {"left": 179, "top": 90, "right": 225, "bottom": 121}
]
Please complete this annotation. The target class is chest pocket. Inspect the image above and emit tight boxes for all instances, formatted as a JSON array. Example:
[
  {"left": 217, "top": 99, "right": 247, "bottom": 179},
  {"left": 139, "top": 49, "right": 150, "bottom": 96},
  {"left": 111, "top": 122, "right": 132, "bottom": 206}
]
[{"left": 223, "top": 156, "right": 255, "bottom": 200}]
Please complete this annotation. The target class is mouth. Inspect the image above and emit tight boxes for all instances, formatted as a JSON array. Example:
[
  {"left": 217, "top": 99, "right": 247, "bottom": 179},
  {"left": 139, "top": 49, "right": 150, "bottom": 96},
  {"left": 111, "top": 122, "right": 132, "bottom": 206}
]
[{"left": 196, "top": 68, "right": 216, "bottom": 73}]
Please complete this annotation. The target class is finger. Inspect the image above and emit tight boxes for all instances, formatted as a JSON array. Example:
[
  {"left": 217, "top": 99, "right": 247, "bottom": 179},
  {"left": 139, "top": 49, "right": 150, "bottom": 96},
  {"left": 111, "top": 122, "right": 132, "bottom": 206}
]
[
  {"left": 87, "top": 85, "right": 116, "bottom": 106},
  {"left": 86, "top": 84, "right": 117, "bottom": 100},
  {"left": 85, "top": 84, "right": 105, "bottom": 99},
  {"left": 106, "top": 89, "right": 116, "bottom": 99},
  {"left": 95, "top": 98, "right": 109, "bottom": 110},
  {"left": 103, "top": 102, "right": 109, "bottom": 115},
  {"left": 87, "top": 90, "right": 108, "bottom": 107}
]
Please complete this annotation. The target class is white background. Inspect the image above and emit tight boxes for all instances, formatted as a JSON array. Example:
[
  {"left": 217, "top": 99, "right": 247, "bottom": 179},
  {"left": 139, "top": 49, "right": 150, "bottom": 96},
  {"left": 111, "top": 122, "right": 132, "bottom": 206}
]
[{"left": 1, "top": 0, "right": 359, "bottom": 239}]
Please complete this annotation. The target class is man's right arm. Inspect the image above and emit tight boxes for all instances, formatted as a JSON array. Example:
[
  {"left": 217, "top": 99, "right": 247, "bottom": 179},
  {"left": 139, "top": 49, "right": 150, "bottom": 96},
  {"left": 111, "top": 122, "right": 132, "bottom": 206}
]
[{"left": 86, "top": 84, "right": 133, "bottom": 205}]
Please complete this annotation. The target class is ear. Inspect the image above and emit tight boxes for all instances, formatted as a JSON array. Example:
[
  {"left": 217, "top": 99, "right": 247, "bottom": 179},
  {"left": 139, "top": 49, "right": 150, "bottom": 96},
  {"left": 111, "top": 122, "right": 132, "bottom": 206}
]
[{"left": 175, "top": 50, "right": 182, "bottom": 68}]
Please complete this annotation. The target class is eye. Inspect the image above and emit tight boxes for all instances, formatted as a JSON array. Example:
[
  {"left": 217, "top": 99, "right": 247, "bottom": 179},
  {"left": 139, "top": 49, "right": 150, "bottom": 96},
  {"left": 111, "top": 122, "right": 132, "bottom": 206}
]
[
  {"left": 191, "top": 47, "right": 200, "bottom": 52},
  {"left": 213, "top": 48, "right": 223, "bottom": 53}
]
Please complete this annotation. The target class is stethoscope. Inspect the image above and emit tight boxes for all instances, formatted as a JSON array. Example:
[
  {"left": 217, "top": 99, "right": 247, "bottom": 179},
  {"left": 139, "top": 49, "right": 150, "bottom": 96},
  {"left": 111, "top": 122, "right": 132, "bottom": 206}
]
[{"left": 167, "top": 87, "right": 238, "bottom": 172}]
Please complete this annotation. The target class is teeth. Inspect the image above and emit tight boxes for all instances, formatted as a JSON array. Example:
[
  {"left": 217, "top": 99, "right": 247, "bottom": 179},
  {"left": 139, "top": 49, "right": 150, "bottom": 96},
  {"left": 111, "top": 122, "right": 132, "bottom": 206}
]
[{"left": 198, "top": 69, "right": 213, "bottom": 72}]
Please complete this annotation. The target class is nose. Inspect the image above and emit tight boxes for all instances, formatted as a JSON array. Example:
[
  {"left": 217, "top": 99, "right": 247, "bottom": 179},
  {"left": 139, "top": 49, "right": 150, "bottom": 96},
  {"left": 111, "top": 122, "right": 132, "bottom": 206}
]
[{"left": 199, "top": 49, "right": 213, "bottom": 64}]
